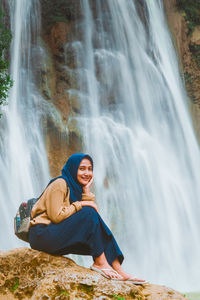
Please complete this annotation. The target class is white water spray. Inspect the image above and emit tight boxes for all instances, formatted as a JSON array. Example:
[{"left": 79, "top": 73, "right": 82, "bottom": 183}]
[
  {"left": 66, "top": 0, "right": 200, "bottom": 292},
  {"left": 0, "top": 0, "right": 50, "bottom": 249},
  {"left": 1, "top": 0, "right": 200, "bottom": 293}
]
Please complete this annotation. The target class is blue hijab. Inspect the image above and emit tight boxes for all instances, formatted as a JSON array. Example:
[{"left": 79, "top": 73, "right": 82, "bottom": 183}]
[{"left": 50, "top": 153, "right": 93, "bottom": 203}]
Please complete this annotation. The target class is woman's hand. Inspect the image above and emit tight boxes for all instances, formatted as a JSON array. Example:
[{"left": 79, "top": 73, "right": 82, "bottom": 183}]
[
  {"left": 82, "top": 176, "right": 93, "bottom": 194},
  {"left": 81, "top": 200, "right": 98, "bottom": 212}
]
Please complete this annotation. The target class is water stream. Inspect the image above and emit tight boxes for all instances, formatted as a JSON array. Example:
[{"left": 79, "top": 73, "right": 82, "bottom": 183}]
[
  {"left": 0, "top": 0, "right": 50, "bottom": 249},
  {"left": 0, "top": 0, "right": 200, "bottom": 292},
  {"left": 68, "top": 0, "right": 200, "bottom": 291}
]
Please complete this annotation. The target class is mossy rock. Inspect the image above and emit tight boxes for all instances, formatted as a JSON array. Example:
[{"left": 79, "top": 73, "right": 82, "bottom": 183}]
[
  {"left": 40, "top": 0, "right": 82, "bottom": 34},
  {"left": 176, "top": 0, "right": 200, "bottom": 35},
  {"left": 189, "top": 43, "right": 200, "bottom": 68}
]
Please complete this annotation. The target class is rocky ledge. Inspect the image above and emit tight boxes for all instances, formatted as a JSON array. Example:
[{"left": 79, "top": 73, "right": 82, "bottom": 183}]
[{"left": 0, "top": 248, "right": 188, "bottom": 300}]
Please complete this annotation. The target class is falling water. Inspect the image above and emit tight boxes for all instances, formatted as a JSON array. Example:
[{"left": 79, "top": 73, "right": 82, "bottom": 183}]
[
  {"left": 1, "top": 0, "right": 200, "bottom": 293},
  {"left": 0, "top": 0, "right": 50, "bottom": 249},
  {"left": 65, "top": 0, "right": 200, "bottom": 292}
]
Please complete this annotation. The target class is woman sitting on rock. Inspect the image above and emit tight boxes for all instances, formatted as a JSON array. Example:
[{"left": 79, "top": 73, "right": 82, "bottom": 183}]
[{"left": 29, "top": 153, "right": 147, "bottom": 283}]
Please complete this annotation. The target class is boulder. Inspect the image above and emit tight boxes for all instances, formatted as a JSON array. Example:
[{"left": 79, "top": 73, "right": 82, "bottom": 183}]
[{"left": 0, "top": 248, "right": 188, "bottom": 300}]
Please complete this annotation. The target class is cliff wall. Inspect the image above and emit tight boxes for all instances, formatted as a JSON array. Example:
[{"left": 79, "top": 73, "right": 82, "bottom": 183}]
[
  {"left": 164, "top": 0, "right": 200, "bottom": 143},
  {"left": 39, "top": 0, "right": 200, "bottom": 176},
  {"left": 39, "top": 1, "right": 83, "bottom": 176}
]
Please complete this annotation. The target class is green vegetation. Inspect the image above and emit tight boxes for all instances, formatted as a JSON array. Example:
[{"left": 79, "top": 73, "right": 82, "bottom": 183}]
[
  {"left": 5, "top": 277, "right": 19, "bottom": 292},
  {"left": 0, "top": 7, "right": 12, "bottom": 111},
  {"left": 176, "top": 0, "right": 200, "bottom": 35},
  {"left": 40, "top": 0, "right": 80, "bottom": 33},
  {"left": 50, "top": 16, "right": 69, "bottom": 24},
  {"left": 189, "top": 43, "right": 200, "bottom": 68},
  {"left": 184, "top": 72, "right": 193, "bottom": 84},
  {"left": 185, "top": 292, "right": 200, "bottom": 300},
  {"left": 59, "top": 290, "right": 70, "bottom": 296},
  {"left": 80, "top": 283, "right": 94, "bottom": 293},
  {"left": 183, "top": 72, "right": 198, "bottom": 104},
  {"left": 10, "top": 277, "right": 19, "bottom": 292},
  {"left": 113, "top": 295, "right": 125, "bottom": 300}
]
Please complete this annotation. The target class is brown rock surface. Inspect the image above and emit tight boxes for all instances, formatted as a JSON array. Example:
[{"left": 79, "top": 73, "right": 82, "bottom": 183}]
[
  {"left": 163, "top": 0, "right": 200, "bottom": 143},
  {"left": 0, "top": 248, "right": 188, "bottom": 300},
  {"left": 41, "top": 19, "right": 82, "bottom": 177}
]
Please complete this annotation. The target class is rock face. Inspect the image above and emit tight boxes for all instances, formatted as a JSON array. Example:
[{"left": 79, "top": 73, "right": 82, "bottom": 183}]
[
  {"left": 39, "top": 1, "right": 83, "bottom": 177},
  {"left": 37, "top": 0, "right": 200, "bottom": 175},
  {"left": 163, "top": 0, "right": 200, "bottom": 143},
  {"left": 0, "top": 248, "right": 188, "bottom": 300}
]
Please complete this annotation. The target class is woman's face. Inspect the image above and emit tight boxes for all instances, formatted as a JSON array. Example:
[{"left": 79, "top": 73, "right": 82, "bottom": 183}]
[{"left": 77, "top": 158, "right": 93, "bottom": 186}]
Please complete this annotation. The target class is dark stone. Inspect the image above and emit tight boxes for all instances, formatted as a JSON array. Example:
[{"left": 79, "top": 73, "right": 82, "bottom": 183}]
[{"left": 40, "top": 0, "right": 83, "bottom": 34}]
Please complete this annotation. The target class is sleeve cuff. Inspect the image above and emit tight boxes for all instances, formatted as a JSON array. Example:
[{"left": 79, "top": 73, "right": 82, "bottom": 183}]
[
  {"left": 82, "top": 192, "right": 95, "bottom": 201},
  {"left": 72, "top": 201, "right": 82, "bottom": 211}
]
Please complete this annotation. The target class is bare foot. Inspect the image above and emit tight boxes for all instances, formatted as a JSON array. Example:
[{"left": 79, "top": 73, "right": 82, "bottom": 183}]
[{"left": 91, "top": 263, "right": 122, "bottom": 279}]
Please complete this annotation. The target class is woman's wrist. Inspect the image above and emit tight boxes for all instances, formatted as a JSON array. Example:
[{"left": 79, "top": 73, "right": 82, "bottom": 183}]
[
  {"left": 82, "top": 187, "right": 90, "bottom": 194},
  {"left": 81, "top": 201, "right": 89, "bottom": 206},
  {"left": 81, "top": 201, "right": 98, "bottom": 212}
]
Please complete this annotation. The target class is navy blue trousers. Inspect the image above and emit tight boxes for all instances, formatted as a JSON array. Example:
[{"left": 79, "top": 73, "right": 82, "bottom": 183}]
[{"left": 29, "top": 206, "right": 124, "bottom": 265}]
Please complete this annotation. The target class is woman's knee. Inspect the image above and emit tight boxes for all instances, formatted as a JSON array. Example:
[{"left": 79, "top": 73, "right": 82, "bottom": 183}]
[
  {"left": 82, "top": 206, "right": 98, "bottom": 214},
  {"left": 81, "top": 206, "right": 99, "bottom": 222}
]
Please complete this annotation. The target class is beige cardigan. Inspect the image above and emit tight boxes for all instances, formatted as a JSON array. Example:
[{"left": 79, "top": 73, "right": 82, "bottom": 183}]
[{"left": 30, "top": 178, "right": 95, "bottom": 227}]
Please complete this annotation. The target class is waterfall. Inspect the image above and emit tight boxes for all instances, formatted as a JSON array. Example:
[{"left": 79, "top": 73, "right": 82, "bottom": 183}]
[
  {"left": 0, "top": 0, "right": 50, "bottom": 249},
  {"left": 1, "top": 0, "right": 200, "bottom": 293},
  {"left": 66, "top": 0, "right": 200, "bottom": 292}
]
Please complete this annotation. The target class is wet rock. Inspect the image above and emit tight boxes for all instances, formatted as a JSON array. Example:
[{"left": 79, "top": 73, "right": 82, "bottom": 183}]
[
  {"left": 191, "top": 26, "right": 200, "bottom": 45},
  {"left": 163, "top": 0, "right": 200, "bottom": 143},
  {"left": 40, "top": 0, "right": 82, "bottom": 35},
  {"left": 40, "top": 17, "right": 82, "bottom": 176}
]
